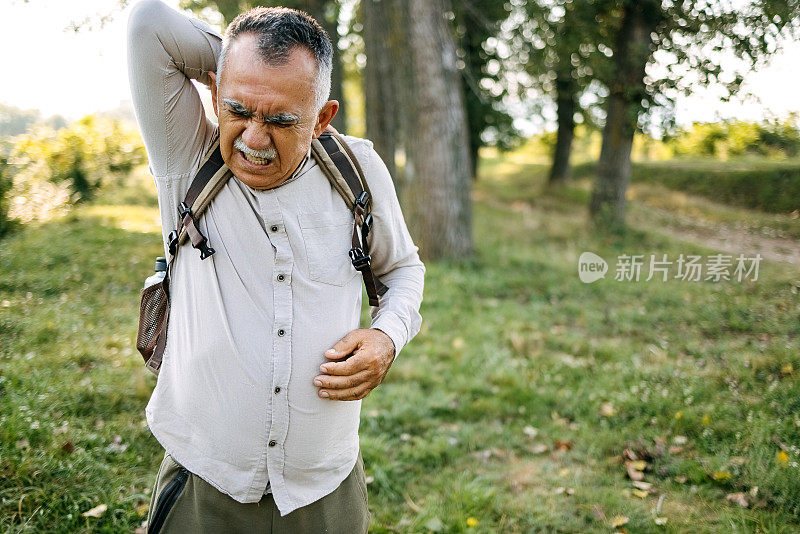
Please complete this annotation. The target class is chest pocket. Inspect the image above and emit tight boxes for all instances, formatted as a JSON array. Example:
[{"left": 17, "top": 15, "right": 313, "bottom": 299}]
[{"left": 298, "top": 210, "right": 358, "bottom": 286}]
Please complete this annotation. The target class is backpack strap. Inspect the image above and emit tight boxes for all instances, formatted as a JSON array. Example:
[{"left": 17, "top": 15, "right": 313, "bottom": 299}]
[
  {"left": 311, "top": 131, "right": 389, "bottom": 307},
  {"left": 145, "top": 136, "right": 231, "bottom": 374}
]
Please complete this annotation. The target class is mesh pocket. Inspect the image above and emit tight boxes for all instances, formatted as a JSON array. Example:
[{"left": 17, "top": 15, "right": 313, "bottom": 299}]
[{"left": 137, "top": 281, "right": 169, "bottom": 362}]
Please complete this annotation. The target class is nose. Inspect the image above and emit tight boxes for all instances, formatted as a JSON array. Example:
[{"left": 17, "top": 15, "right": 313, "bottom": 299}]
[{"left": 241, "top": 123, "right": 272, "bottom": 151}]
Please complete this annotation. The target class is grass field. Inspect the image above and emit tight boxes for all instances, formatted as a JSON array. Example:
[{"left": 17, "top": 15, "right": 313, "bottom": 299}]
[{"left": 1, "top": 151, "right": 799, "bottom": 533}]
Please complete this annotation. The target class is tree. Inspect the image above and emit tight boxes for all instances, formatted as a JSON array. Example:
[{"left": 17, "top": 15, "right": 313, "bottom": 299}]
[
  {"left": 452, "top": 0, "right": 520, "bottom": 178},
  {"left": 588, "top": 0, "right": 800, "bottom": 228},
  {"left": 181, "top": 0, "right": 348, "bottom": 132},
  {"left": 362, "top": 0, "right": 473, "bottom": 259},
  {"left": 513, "top": 0, "right": 609, "bottom": 185}
]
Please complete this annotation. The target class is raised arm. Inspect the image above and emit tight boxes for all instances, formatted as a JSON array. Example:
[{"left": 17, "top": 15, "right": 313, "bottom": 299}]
[{"left": 127, "top": 0, "right": 222, "bottom": 177}]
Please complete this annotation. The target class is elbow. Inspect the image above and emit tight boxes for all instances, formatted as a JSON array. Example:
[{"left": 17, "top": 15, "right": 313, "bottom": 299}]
[{"left": 127, "top": 0, "right": 168, "bottom": 41}]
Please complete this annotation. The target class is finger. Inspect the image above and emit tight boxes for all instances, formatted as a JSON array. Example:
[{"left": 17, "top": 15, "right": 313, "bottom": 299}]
[
  {"left": 325, "top": 330, "right": 365, "bottom": 360},
  {"left": 319, "top": 382, "right": 372, "bottom": 401},
  {"left": 320, "top": 347, "right": 370, "bottom": 376},
  {"left": 314, "top": 369, "right": 372, "bottom": 390}
]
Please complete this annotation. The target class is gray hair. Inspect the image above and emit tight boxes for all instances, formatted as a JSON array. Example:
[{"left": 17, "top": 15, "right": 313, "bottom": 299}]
[{"left": 216, "top": 6, "right": 333, "bottom": 112}]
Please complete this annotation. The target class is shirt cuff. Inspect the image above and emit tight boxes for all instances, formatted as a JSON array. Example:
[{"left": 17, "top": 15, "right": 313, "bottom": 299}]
[{"left": 371, "top": 312, "right": 408, "bottom": 360}]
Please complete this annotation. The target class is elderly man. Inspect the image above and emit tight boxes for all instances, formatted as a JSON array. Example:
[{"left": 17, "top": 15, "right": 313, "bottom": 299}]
[{"left": 126, "top": 1, "right": 424, "bottom": 532}]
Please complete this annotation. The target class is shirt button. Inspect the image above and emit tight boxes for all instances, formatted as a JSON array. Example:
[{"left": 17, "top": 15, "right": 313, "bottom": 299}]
[
  {"left": 269, "top": 440, "right": 277, "bottom": 447},
  {"left": 270, "top": 224, "right": 279, "bottom": 232},
  {"left": 274, "top": 386, "right": 281, "bottom": 394},
  {"left": 277, "top": 274, "right": 285, "bottom": 282},
  {"left": 278, "top": 329, "right": 286, "bottom": 337}
]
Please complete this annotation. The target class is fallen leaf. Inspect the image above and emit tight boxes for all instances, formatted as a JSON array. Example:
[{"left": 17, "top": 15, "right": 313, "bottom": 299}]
[
  {"left": 600, "top": 402, "right": 616, "bottom": 417},
  {"left": 712, "top": 471, "right": 732, "bottom": 481},
  {"left": 424, "top": 517, "right": 444, "bottom": 532},
  {"left": 726, "top": 492, "right": 749, "bottom": 508},
  {"left": 781, "top": 363, "right": 793, "bottom": 376},
  {"left": 61, "top": 441, "right": 74, "bottom": 453},
  {"left": 629, "top": 460, "right": 647, "bottom": 471},
  {"left": 668, "top": 446, "right": 684, "bottom": 454},
  {"left": 82, "top": 504, "right": 108, "bottom": 518},
  {"left": 625, "top": 461, "right": 645, "bottom": 481},
  {"left": 610, "top": 515, "right": 629, "bottom": 528},
  {"left": 633, "top": 489, "right": 649, "bottom": 498},
  {"left": 523, "top": 426, "right": 538, "bottom": 438},
  {"left": 529, "top": 443, "right": 548, "bottom": 454},
  {"left": 554, "top": 440, "right": 572, "bottom": 451}
]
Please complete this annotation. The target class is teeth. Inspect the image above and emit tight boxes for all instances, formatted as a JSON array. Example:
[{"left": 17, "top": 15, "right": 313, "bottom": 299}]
[{"left": 242, "top": 151, "right": 271, "bottom": 165}]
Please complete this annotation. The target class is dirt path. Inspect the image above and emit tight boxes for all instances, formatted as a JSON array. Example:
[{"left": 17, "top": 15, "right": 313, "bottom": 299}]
[{"left": 631, "top": 204, "right": 800, "bottom": 266}]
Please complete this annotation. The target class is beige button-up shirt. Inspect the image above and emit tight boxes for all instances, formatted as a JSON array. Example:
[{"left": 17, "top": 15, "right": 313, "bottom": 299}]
[{"left": 127, "top": 0, "right": 425, "bottom": 516}]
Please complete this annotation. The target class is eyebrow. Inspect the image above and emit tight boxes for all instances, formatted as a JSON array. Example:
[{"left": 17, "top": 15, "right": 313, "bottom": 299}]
[{"left": 222, "top": 99, "right": 300, "bottom": 125}]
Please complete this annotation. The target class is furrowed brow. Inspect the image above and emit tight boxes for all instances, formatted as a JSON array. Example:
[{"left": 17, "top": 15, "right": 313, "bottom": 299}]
[
  {"left": 261, "top": 112, "right": 300, "bottom": 125},
  {"left": 222, "top": 99, "right": 253, "bottom": 117}
]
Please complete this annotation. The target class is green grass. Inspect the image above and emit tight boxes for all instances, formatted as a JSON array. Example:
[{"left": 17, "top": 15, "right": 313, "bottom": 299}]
[{"left": 1, "top": 153, "right": 800, "bottom": 532}]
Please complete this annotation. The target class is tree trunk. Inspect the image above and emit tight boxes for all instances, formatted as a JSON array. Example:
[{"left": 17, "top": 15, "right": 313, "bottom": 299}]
[
  {"left": 589, "top": 2, "right": 651, "bottom": 228},
  {"left": 363, "top": 0, "right": 472, "bottom": 259},
  {"left": 403, "top": 0, "right": 473, "bottom": 259},
  {"left": 298, "top": 0, "right": 346, "bottom": 132},
  {"left": 362, "top": 0, "right": 400, "bottom": 180},
  {"left": 548, "top": 69, "right": 576, "bottom": 184}
]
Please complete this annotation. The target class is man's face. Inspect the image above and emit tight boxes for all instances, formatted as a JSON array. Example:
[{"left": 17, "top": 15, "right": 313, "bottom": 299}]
[{"left": 210, "top": 33, "right": 337, "bottom": 190}]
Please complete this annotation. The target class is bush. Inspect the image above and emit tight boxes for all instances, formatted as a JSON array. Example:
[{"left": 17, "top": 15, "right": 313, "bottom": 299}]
[
  {"left": 667, "top": 119, "right": 800, "bottom": 159},
  {"left": 572, "top": 160, "right": 800, "bottom": 214},
  {"left": 10, "top": 115, "right": 146, "bottom": 203}
]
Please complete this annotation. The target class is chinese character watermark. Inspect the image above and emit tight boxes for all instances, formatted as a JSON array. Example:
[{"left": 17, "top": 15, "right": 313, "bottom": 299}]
[{"left": 578, "top": 252, "right": 761, "bottom": 284}]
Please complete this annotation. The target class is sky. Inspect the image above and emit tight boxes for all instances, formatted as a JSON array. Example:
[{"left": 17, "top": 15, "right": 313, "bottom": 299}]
[{"left": 3, "top": 0, "right": 800, "bottom": 131}]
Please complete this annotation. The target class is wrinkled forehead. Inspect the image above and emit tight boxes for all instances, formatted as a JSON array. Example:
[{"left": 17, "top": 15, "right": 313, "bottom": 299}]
[
  {"left": 224, "top": 33, "right": 317, "bottom": 80},
  {"left": 220, "top": 36, "right": 317, "bottom": 113}
]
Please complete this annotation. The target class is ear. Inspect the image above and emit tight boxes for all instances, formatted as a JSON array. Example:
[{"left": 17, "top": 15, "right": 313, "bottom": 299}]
[
  {"left": 208, "top": 71, "right": 219, "bottom": 118},
  {"left": 313, "top": 100, "right": 339, "bottom": 138}
]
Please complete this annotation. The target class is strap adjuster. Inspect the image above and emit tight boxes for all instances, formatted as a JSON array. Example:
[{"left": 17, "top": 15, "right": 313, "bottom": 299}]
[
  {"left": 178, "top": 202, "right": 192, "bottom": 218},
  {"left": 168, "top": 230, "right": 179, "bottom": 255},
  {"left": 349, "top": 247, "right": 371, "bottom": 270},
  {"left": 355, "top": 191, "right": 369, "bottom": 210}
]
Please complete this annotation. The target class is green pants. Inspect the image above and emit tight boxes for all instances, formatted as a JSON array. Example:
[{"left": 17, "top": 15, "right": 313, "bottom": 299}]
[{"left": 146, "top": 450, "right": 371, "bottom": 533}]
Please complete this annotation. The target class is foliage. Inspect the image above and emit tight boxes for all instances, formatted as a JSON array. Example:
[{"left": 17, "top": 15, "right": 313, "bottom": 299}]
[
  {"left": 0, "top": 157, "right": 15, "bottom": 238},
  {"left": 0, "top": 104, "right": 40, "bottom": 139},
  {"left": 451, "top": 0, "right": 522, "bottom": 169},
  {"left": 574, "top": 158, "right": 800, "bottom": 214},
  {"left": 9, "top": 115, "right": 146, "bottom": 206},
  {"left": 668, "top": 119, "right": 800, "bottom": 159}
]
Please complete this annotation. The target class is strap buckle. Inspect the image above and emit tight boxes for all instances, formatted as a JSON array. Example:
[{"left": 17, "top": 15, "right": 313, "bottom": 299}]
[
  {"left": 168, "top": 230, "right": 179, "bottom": 256},
  {"left": 355, "top": 191, "right": 369, "bottom": 210},
  {"left": 197, "top": 242, "right": 216, "bottom": 260},
  {"left": 349, "top": 247, "right": 371, "bottom": 271},
  {"left": 178, "top": 201, "right": 192, "bottom": 218}
]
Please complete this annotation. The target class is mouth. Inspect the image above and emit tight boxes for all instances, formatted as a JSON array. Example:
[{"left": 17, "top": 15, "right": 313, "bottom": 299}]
[{"left": 238, "top": 149, "right": 274, "bottom": 168}]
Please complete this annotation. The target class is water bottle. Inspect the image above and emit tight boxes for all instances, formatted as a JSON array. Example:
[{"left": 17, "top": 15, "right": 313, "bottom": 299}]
[{"left": 143, "top": 257, "right": 167, "bottom": 289}]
